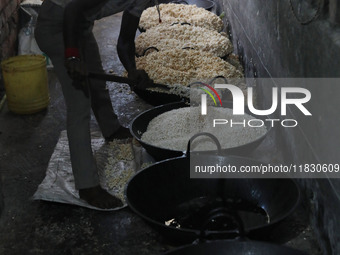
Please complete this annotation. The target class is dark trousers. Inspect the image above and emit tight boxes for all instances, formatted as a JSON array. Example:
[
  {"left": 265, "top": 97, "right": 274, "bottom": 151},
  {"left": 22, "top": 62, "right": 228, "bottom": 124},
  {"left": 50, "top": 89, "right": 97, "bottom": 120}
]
[{"left": 35, "top": 0, "right": 120, "bottom": 189}]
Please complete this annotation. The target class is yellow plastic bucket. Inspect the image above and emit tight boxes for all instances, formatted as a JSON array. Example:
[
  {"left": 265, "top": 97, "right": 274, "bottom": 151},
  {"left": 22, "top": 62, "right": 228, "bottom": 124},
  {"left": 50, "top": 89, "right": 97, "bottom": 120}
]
[{"left": 1, "top": 55, "right": 50, "bottom": 114}]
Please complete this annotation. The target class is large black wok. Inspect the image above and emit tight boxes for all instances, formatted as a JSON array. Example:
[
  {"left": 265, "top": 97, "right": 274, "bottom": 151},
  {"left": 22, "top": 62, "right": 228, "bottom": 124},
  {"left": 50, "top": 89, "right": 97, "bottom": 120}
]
[
  {"left": 163, "top": 240, "right": 308, "bottom": 255},
  {"left": 130, "top": 101, "right": 187, "bottom": 160},
  {"left": 130, "top": 101, "right": 271, "bottom": 161},
  {"left": 88, "top": 72, "right": 186, "bottom": 106},
  {"left": 125, "top": 150, "right": 300, "bottom": 244}
]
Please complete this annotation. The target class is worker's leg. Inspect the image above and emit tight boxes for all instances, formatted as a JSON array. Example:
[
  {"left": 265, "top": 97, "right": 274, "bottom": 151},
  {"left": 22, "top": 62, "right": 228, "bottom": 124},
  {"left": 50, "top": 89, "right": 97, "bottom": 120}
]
[
  {"left": 35, "top": 0, "right": 123, "bottom": 208},
  {"left": 35, "top": 0, "right": 99, "bottom": 190},
  {"left": 80, "top": 31, "right": 121, "bottom": 138}
]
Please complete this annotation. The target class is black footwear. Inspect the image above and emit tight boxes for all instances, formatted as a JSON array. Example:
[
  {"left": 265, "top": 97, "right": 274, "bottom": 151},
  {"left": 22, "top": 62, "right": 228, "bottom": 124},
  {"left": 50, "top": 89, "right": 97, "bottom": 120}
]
[{"left": 105, "top": 126, "right": 132, "bottom": 142}]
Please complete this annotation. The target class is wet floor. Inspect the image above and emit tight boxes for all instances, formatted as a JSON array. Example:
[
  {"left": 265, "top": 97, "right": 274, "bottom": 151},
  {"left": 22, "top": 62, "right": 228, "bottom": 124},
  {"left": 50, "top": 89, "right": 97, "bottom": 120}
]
[{"left": 0, "top": 13, "right": 322, "bottom": 254}]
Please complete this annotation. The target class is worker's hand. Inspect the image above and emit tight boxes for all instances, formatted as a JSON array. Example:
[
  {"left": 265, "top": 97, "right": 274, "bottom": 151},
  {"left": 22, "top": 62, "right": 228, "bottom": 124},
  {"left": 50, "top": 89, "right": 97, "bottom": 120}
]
[
  {"left": 128, "top": 69, "right": 153, "bottom": 90},
  {"left": 65, "top": 57, "right": 88, "bottom": 82}
]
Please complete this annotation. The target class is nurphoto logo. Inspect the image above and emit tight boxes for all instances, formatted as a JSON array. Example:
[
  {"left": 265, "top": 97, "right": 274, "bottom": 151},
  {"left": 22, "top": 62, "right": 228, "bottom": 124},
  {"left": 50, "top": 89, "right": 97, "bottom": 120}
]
[{"left": 200, "top": 84, "right": 312, "bottom": 128}]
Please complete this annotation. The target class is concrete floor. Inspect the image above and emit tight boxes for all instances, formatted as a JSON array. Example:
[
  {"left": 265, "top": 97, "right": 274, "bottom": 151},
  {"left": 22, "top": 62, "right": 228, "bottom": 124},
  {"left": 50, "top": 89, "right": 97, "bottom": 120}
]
[{"left": 0, "top": 13, "right": 323, "bottom": 255}]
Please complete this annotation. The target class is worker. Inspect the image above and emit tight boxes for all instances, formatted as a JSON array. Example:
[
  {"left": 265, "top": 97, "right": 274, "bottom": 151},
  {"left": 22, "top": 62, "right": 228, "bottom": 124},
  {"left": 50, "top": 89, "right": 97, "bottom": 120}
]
[{"left": 35, "top": 0, "right": 153, "bottom": 209}]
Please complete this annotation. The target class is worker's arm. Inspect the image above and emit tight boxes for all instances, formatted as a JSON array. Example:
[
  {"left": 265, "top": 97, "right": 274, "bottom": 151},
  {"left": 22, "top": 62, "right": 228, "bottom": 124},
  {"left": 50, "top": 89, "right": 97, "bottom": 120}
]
[
  {"left": 117, "top": 11, "right": 153, "bottom": 89},
  {"left": 63, "top": 0, "right": 107, "bottom": 56},
  {"left": 63, "top": 0, "right": 107, "bottom": 81},
  {"left": 117, "top": 11, "right": 139, "bottom": 73}
]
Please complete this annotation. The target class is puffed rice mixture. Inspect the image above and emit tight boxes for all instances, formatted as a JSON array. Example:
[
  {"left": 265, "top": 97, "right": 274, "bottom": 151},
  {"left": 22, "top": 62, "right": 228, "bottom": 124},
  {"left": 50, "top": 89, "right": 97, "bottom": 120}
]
[
  {"left": 136, "top": 23, "right": 233, "bottom": 57},
  {"left": 139, "top": 3, "right": 223, "bottom": 32}
]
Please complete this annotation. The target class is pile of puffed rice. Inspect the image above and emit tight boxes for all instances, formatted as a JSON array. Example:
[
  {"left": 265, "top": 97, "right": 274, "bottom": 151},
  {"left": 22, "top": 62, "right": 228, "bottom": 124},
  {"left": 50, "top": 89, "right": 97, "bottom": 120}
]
[
  {"left": 100, "top": 140, "right": 135, "bottom": 203},
  {"left": 135, "top": 23, "right": 233, "bottom": 57},
  {"left": 139, "top": 3, "right": 223, "bottom": 32},
  {"left": 135, "top": 48, "right": 243, "bottom": 86}
]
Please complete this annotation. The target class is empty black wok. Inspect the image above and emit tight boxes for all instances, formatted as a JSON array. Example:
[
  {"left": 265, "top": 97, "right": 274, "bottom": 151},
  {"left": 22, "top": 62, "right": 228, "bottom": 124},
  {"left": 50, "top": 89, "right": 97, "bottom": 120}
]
[
  {"left": 125, "top": 151, "right": 300, "bottom": 244},
  {"left": 130, "top": 101, "right": 271, "bottom": 161},
  {"left": 163, "top": 240, "right": 308, "bottom": 255}
]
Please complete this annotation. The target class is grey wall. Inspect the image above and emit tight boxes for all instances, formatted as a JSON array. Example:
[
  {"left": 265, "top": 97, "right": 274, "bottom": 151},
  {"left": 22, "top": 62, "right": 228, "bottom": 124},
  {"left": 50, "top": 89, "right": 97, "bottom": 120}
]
[
  {"left": 0, "top": 0, "right": 20, "bottom": 61},
  {"left": 215, "top": 0, "right": 340, "bottom": 254},
  {"left": 0, "top": 0, "right": 21, "bottom": 97}
]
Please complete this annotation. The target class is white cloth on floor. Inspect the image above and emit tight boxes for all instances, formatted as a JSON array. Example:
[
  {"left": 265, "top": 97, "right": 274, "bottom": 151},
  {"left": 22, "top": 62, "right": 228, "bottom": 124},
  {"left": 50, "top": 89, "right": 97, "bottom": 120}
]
[{"left": 32, "top": 130, "right": 154, "bottom": 211}]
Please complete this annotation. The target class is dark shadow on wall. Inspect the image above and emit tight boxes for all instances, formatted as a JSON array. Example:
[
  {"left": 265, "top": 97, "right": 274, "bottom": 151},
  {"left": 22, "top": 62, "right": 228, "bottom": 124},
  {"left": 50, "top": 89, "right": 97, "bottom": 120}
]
[{"left": 214, "top": 0, "right": 340, "bottom": 254}]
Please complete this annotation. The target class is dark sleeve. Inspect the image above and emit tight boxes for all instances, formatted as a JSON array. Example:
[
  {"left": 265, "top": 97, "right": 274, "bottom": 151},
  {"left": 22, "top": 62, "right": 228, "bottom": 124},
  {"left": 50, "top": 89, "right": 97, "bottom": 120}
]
[
  {"left": 63, "top": 0, "right": 108, "bottom": 52},
  {"left": 126, "top": 0, "right": 152, "bottom": 17},
  {"left": 116, "top": 11, "right": 140, "bottom": 73}
]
